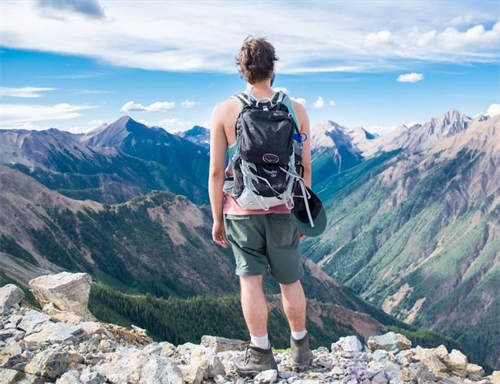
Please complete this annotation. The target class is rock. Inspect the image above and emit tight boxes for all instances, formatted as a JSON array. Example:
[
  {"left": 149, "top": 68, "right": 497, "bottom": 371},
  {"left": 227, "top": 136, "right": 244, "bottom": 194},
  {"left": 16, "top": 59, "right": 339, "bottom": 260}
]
[
  {"left": 23, "top": 322, "right": 87, "bottom": 349},
  {"left": 186, "top": 345, "right": 225, "bottom": 379},
  {"left": 254, "top": 369, "right": 278, "bottom": 383},
  {"left": 447, "top": 349, "right": 467, "bottom": 372},
  {"left": 94, "top": 346, "right": 183, "bottom": 384},
  {"left": 335, "top": 335, "right": 363, "bottom": 353},
  {"left": 0, "top": 284, "right": 24, "bottom": 315},
  {"left": 367, "top": 332, "right": 411, "bottom": 352},
  {"left": 17, "top": 310, "right": 51, "bottom": 334},
  {"left": 179, "top": 364, "right": 204, "bottom": 384},
  {"left": 43, "top": 302, "right": 83, "bottom": 323},
  {"left": 490, "top": 371, "right": 500, "bottom": 384},
  {"left": 29, "top": 272, "right": 94, "bottom": 320},
  {"left": 104, "top": 323, "right": 152, "bottom": 346},
  {"left": 25, "top": 346, "right": 83, "bottom": 380},
  {"left": 433, "top": 344, "right": 448, "bottom": 360},
  {"left": 200, "top": 335, "right": 247, "bottom": 352},
  {"left": 422, "top": 355, "right": 448, "bottom": 378},
  {"left": 0, "top": 367, "right": 23, "bottom": 383},
  {"left": 0, "top": 328, "right": 24, "bottom": 342},
  {"left": 371, "top": 371, "right": 388, "bottom": 383},
  {"left": 466, "top": 363, "right": 484, "bottom": 380},
  {"left": 56, "top": 370, "right": 82, "bottom": 384}
]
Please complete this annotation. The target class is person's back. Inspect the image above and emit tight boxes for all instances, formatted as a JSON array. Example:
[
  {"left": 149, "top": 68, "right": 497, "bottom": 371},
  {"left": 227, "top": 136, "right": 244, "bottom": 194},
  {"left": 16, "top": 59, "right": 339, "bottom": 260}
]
[{"left": 208, "top": 35, "right": 312, "bottom": 377}]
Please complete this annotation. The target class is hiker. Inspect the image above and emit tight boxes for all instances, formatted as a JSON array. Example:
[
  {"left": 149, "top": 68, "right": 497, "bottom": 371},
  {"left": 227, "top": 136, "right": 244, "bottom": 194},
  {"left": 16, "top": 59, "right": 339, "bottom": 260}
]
[{"left": 208, "top": 35, "right": 323, "bottom": 376}]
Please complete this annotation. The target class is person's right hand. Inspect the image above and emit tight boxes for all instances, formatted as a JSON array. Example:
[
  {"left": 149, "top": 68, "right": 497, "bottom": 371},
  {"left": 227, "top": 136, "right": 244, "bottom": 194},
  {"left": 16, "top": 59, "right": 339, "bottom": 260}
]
[
  {"left": 299, "top": 231, "right": 305, "bottom": 240},
  {"left": 212, "top": 220, "right": 228, "bottom": 248}
]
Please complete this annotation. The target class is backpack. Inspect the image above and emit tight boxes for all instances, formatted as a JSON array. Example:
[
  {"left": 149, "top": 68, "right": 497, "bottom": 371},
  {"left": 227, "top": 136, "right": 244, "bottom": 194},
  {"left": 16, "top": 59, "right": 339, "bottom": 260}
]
[{"left": 223, "top": 89, "right": 306, "bottom": 210}]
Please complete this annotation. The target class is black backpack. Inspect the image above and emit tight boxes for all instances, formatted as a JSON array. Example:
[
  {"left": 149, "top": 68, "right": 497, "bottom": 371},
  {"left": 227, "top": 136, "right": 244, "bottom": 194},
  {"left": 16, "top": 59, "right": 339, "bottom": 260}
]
[{"left": 223, "top": 90, "right": 305, "bottom": 210}]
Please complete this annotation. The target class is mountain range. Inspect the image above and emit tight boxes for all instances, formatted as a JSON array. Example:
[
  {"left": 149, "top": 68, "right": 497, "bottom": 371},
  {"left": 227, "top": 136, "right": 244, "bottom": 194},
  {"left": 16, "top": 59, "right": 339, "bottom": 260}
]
[
  {"left": 0, "top": 109, "right": 498, "bottom": 369},
  {"left": 304, "top": 110, "right": 499, "bottom": 369}
]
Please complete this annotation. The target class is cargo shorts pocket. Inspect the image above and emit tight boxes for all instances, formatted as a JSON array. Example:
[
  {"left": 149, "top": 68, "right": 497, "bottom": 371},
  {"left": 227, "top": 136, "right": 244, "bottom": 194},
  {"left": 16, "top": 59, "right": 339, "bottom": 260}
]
[{"left": 267, "top": 214, "right": 298, "bottom": 247}]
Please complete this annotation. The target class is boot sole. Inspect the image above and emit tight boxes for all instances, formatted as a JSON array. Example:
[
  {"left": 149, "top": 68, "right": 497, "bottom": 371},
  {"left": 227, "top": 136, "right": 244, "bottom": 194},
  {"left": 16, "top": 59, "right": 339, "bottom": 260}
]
[{"left": 236, "top": 367, "right": 279, "bottom": 377}]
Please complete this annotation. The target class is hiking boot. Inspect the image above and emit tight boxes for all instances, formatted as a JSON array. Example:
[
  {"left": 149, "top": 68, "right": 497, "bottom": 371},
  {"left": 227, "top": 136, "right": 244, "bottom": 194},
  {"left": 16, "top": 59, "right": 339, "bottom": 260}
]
[
  {"left": 290, "top": 333, "right": 313, "bottom": 371},
  {"left": 235, "top": 343, "right": 278, "bottom": 377}
]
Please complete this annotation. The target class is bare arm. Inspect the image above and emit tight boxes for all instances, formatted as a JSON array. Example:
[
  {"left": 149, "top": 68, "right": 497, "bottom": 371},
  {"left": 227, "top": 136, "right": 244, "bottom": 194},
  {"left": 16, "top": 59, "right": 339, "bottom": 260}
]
[
  {"left": 294, "top": 102, "right": 312, "bottom": 188},
  {"left": 208, "top": 103, "right": 228, "bottom": 247}
]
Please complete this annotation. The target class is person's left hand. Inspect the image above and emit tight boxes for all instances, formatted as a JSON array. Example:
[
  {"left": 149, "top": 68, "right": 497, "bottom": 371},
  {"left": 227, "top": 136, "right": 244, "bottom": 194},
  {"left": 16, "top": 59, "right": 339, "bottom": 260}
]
[{"left": 212, "top": 220, "right": 228, "bottom": 248}]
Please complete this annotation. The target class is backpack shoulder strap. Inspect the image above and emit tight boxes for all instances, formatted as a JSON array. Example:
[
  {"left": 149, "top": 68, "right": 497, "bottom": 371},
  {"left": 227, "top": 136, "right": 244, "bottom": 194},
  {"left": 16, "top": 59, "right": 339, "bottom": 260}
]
[
  {"left": 232, "top": 92, "right": 255, "bottom": 108},
  {"left": 281, "top": 93, "right": 300, "bottom": 131}
]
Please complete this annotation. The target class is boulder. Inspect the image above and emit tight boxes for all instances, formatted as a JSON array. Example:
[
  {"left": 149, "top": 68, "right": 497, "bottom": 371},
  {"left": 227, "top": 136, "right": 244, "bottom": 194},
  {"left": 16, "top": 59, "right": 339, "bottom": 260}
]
[
  {"left": 422, "top": 355, "right": 448, "bottom": 378},
  {"left": 25, "top": 347, "right": 83, "bottom": 380},
  {"left": 17, "top": 310, "right": 51, "bottom": 335},
  {"left": 489, "top": 371, "right": 500, "bottom": 384},
  {"left": 94, "top": 346, "right": 183, "bottom": 384},
  {"left": 191, "top": 346, "right": 225, "bottom": 378},
  {"left": 0, "top": 284, "right": 24, "bottom": 315},
  {"left": 0, "top": 368, "right": 23, "bottom": 384},
  {"left": 466, "top": 363, "right": 484, "bottom": 380},
  {"left": 254, "top": 369, "right": 278, "bottom": 383},
  {"left": 367, "top": 332, "right": 411, "bottom": 352},
  {"left": 29, "top": 272, "right": 94, "bottom": 320},
  {"left": 23, "top": 322, "right": 88, "bottom": 349},
  {"left": 200, "top": 335, "right": 247, "bottom": 352},
  {"left": 446, "top": 349, "right": 467, "bottom": 372},
  {"left": 335, "top": 335, "right": 363, "bottom": 353}
]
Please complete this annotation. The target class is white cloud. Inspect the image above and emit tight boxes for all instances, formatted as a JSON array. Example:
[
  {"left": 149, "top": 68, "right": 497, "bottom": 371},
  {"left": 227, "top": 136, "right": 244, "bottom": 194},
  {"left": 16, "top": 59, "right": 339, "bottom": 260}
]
[
  {"left": 160, "top": 117, "right": 206, "bottom": 132},
  {"left": 0, "top": 102, "right": 95, "bottom": 128},
  {"left": 120, "top": 100, "right": 175, "bottom": 112},
  {"left": 397, "top": 72, "right": 424, "bottom": 83},
  {"left": 416, "top": 30, "right": 437, "bottom": 46},
  {"left": 180, "top": 99, "right": 198, "bottom": 108},
  {"left": 328, "top": 100, "right": 336, "bottom": 108},
  {"left": 437, "top": 22, "right": 500, "bottom": 50},
  {"left": 365, "top": 30, "right": 391, "bottom": 47},
  {"left": 313, "top": 96, "right": 325, "bottom": 109},
  {"left": 0, "top": 2, "right": 497, "bottom": 74},
  {"left": 0, "top": 86, "right": 55, "bottom": 98},
  {"left": 290, "top": 97, "right": 306, "bottom": 105},
  {"left": 486, "top": 103, "right": 500, "bottom": 117}
]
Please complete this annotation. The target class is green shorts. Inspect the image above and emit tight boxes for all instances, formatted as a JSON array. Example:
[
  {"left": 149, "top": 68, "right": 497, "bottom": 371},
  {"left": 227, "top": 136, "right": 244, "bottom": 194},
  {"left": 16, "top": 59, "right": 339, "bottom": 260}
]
[{"left": 223, "top": 213, "right": 304, "bottom": 284}]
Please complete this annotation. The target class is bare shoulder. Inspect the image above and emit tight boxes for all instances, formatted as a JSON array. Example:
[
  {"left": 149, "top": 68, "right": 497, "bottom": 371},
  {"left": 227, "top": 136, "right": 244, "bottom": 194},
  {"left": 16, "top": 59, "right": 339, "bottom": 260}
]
[{"left": 213, "top": 96, "right": 240, "bottom": 116}]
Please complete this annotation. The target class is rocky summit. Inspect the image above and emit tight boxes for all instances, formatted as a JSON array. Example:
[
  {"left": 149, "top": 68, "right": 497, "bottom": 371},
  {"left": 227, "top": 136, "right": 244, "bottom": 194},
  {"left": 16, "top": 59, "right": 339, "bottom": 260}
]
[{"left": 0, "top": 273, "right": 498, "bottom": 384}]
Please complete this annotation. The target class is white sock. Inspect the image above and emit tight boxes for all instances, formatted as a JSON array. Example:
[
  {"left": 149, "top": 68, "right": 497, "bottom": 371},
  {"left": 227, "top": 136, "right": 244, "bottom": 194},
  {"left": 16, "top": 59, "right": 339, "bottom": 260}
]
[
  {"left": 250, "top": 333, "right": 270, "bottom": 349},
  {"left": 291, "top": 329, "right": 307, "bottom": 340}
]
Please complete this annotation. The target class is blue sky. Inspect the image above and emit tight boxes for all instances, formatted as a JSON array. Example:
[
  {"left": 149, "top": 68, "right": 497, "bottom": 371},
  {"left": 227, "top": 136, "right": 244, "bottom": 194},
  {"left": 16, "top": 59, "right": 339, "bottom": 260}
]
[{"left": 0, "top": 0, "right": 499, "bottom": 134}]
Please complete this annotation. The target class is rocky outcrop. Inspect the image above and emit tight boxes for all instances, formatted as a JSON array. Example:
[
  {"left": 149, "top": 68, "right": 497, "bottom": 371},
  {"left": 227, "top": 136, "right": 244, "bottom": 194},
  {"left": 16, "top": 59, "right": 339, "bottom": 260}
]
[
  {"left": 0, "top": 276, "right": 497, "bottom": 383},
  {"left": 0, "top": 285, "right": 24, "bottom": 315},
  {"left": 29, "top": 272, "right": 95, "bottom": 321}
]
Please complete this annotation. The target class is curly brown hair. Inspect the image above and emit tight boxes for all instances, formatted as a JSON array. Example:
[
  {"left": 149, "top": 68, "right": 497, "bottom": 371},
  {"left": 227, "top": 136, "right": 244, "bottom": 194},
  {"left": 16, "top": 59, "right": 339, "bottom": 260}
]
[{"left": 235, "top": 35, "right": 279, "bottom": 84}]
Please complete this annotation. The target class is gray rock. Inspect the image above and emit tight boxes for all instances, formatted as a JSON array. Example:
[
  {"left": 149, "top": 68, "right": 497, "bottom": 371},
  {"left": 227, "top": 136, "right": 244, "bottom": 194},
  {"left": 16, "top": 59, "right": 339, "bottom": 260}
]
[
  {"left": 466, "top": 363, "right": 484, "bottom": 380},
  {"left": 56, "top": 370, "right": 82, "bottom": 384},
  {"left": 0, "top": 284, "right": 24, "bottom": 315},
  {"left": 446, "top": 349, "right": 467, "bottom": 372},
  {"left": 23, "top": 322, "right": 87, "bottom": 349},
  {"left": 200, "top": 335, "right": 247, "bottom": 352},
  {"left": 29, "top": 272, "right": 94, "bottom": 320},
  {"left": 367, "top": 332, "right": 411, "bottom": 352},
  {"left": 94, "top": 346, "right": 183, "bottom": 384},
  {"left": 25, "top": 346, "right": 84, "bottom": 380},
  {"left": 371, "top": 371, "right": 388, "bottom": 383},
  {"left": 17, "top": 310, "right": 51, "bottom": 335},
  {"left": 335, "top": 335, "right": 363, "bottom": 353},
  {"left": 0, "top": 328, "right": 24, "bottom": 342},
  {"left": 0, "top": 367, "right": 23, "bottom": 383},
  {"left": 254, "top": 369, "right": 278, "bottom": 383}
]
